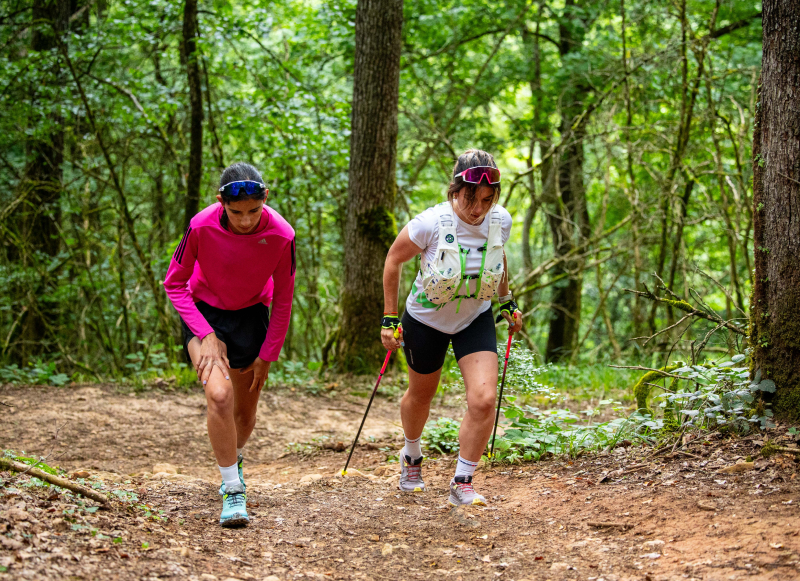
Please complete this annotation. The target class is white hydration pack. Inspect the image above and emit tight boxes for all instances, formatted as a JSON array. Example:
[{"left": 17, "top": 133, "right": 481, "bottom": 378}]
[{"left": 420, "top": 203, "right": 504, "bottom": 306}]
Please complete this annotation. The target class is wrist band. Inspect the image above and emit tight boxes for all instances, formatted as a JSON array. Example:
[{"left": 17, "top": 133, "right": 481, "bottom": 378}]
[{"left": 499, "top": 294, "right": 513, "bottom": 303}]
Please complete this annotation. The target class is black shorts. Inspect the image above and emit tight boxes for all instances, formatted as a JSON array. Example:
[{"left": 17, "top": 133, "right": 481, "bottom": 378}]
[
  {"left": 181, "top": 301, "right": 270, "bottom": 369},
  {"left": 401, "top": 308, "right": 498, "bottom": 375}
]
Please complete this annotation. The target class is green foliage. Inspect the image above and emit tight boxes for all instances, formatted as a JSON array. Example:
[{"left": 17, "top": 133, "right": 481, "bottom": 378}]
[
  {"left": 3, "top": 450, "right": 63, "bottom": 476},
  {"left": 423, "top": 417, "right": 462, "bottom": 455},
  {"left": 0, "top": 360, "right": 70, "bottom": 387},
  {"left": 654, "top": 354, "right": 775, "bottom": 434}
]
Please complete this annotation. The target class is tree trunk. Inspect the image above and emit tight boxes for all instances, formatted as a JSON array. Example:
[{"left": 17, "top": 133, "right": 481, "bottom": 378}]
[
  {"left": 182, "top": 0, "right": 203, "bottom": 228},
  {"left": 338, "top": 0, "right": 403, "bottom": 372},
  {"left": 545, "top": 0, "right": 590, "bottom": 363},
  {"left": 16, "top": 0, "right": 70, "bottom": 361},
  {"left": 751, "top": 0, "right": 800, "bottom": 419}
]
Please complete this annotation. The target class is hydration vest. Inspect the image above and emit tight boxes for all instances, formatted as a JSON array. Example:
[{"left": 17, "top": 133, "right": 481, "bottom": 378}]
[{"left": 420, "top": 203, "right": 505, "bottom": 309}]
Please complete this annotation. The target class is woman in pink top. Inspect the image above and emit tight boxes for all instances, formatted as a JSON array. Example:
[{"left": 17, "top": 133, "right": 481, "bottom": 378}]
[{"left": 164, "top": 162, "right": 295, "bottom": 527}]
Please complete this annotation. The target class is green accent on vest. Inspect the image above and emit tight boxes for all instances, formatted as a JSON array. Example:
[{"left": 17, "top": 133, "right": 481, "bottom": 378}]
[{"left": 413, "top": 280, "right": 439, "bottom": 309}]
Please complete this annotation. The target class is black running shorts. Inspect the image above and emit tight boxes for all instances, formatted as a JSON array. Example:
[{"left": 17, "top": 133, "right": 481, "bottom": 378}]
[
  {"left": 401, "top": 308, "right": 498, "bottom": 375},
  {"left": 181, "top": 301, "right": 270, "bottom": 369}
]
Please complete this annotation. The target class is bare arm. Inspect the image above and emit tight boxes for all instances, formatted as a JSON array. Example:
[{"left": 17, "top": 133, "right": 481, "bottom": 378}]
[
  {"left": 382, "top": 226, "right": 423, "bottom": 350},
  {"left": 383, "top": 226, "right": 424, "bottom": 313},
  {"left": 498, "top": 251, "right": 523, "bottom": 334}
]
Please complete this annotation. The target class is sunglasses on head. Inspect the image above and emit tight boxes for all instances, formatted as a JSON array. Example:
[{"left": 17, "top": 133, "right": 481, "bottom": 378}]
[
  {"left": 454, "top": 166, "right": 501, "bottom": 185},
  {"left": 218, "top": 180, "right": 267, "bottom": 197}
]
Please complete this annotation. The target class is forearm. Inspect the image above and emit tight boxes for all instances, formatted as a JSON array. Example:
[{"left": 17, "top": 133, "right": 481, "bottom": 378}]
[
  {"left": 497, "top": 252, "right": 510, "bottom": 298},
  {"left": 383, "top": 256, "right": 403, "bottom": 313}
]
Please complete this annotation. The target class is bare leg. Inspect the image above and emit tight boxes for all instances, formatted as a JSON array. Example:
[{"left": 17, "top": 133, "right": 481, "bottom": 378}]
[
  {"left": 457, "top": 351, "right": 499, "bottom": 461},
  {"left": 187, "top": 338, "right": 243, "bottom": 467},
  {"left": 400, "top": 366, "right": 442, "bottom": 440},
  {"left": 232, "top": 366, "right": 260, "bottom": 449}
]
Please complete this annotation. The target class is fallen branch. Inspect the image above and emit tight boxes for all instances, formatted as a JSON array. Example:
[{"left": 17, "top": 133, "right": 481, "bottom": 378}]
[
  {"left": 623, "top": 282, "right": 746, "bottom": 336},
  {"left": 608, "top": 364, "right": 687, "bottom": 381},
  {"left": 773, "top": 447, "right": 800, "bottom": 455},
  {"left": 588, "top": 521, "right": 633, "bottom": 530},
  {"left": 0, "top": 457, "right": 108, "bottom": 505}
]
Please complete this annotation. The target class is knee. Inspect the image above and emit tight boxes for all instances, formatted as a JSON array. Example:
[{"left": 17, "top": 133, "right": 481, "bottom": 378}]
[
  {"left": 205, "top": 385, "right": 233, "bottom": 414},
  {"left": 468, "top": 389, "right": 496, "bottom": 418}
]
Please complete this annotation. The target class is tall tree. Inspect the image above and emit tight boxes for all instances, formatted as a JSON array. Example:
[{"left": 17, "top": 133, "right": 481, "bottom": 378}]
[
  {"left": 545, "top": 0, "right": 591, "bottom": 362},
  {"left": 751, "top": 0, "right": 800, "bottom": 418},
  {"left": 338, "top": 0, "right": 404, "bottom": 371},
  {"left": 15, "top": 0, "right": 71, "bottom": 360},
  {"left": 183, "top": 0, "right": 203, "bottom": 228}
]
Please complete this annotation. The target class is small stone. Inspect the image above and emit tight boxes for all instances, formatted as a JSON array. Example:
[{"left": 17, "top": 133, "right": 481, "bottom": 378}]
[
  {"left": 262, "top": 577, "right": 281, "bottom": 581},
  {"left": 697, "top": 501, "right": 717, "bottom": 511},
  {"left": 71, "top": 470, "right": 90, "bottom": 479},
  {"left": 373, "top": 465, "right": 398, "bottom": 477},
  {"left": 640, "top": 552, "right": 662, "bottom": 559},
  {"left": 382, "top": 543, "right": 393, "bottom": 556},
  {"left": 152, "top": 463, "right": 179, "bottom": 475},
  {"left": 299, "top": 474, "right": 323, "bottom": 484},
  {"left": 341, "top": 469, "right": 369, "bottom": 480},
  {"left": 180, "top": 546, "right": 190, "bottom": 557},
  {"left": 642, "top": 540, "right": 665, "bottom": 553},
  {"left": 200, "top": 575, "right": 217, "bottom": 581},
  {"left": 550, "top": 562, "right": 571, "bottom": 571},
  {"left": 368, "top": 534, "right": 380, "bottom": 542}
]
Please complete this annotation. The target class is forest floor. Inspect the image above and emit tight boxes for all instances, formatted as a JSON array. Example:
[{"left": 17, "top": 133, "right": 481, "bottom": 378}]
[{"left": 2, "top": 382, "right": 800, "bottom": 581}]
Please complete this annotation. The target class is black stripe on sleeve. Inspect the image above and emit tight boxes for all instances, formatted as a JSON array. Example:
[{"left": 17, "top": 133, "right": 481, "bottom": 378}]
[
  {"left": 174, "top": 226, "right": 192, "bottom": 265},
  {"left": 290, "top": 238, "right": 296, "bottom": 276}
]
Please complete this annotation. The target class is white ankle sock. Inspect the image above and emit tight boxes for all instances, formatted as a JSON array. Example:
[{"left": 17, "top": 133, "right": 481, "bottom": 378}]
[
  {"left": 236, "top": 447, "right": 244, "bottom": 459},
  {"left": 219, "top": 463, "right": 240, "bottom": 490},
  {"left": 454, "top": 455, "right": 478, "bottom": 479},
  {"left": 403, "top": 434, "right": 422, "bottom": 459}
]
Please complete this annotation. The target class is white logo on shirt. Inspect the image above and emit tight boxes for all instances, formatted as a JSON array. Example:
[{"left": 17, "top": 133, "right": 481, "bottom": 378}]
[{"left": 258, "top": 239, "right": 268, "bottom": 245}]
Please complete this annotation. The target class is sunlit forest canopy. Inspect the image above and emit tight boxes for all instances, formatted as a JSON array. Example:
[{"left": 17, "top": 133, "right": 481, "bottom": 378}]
[{"left": 0, "top": 0, "right": 762, "bottom": 378}]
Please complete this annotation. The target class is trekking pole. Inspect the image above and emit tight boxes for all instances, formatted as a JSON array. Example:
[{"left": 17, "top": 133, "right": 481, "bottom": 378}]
[
  {"left": 488, "top": 331, "right": 514, "bottom": 462},
  {"left": 341, "top": 326, "right": 401, "bottom": 476}
]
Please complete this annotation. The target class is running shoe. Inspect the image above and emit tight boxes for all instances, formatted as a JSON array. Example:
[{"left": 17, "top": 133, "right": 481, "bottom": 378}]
[
  {"left": 448, "top": 476, "right": 486, "bottom": 506},
  {"left": 219, "top": 453, "right": 245, "bottom": 495},
  {"left": 398, "top": 454, "right": 425, "bottom": 492},
  {"left": 219, "top": 482, "right": 249, "bottom": 527}
]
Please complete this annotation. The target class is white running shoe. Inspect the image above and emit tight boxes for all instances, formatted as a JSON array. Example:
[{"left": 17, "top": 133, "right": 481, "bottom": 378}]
[
  {"left": 398, "top": 454, "right": 425, "bottom": 492},
  {"left": 448, "top": 476, "right": 486, "bottom": 506}
]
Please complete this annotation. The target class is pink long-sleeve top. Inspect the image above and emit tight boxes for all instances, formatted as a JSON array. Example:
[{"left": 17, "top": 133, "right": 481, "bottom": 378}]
[{"left": 164, "top": 202, "right": 296, "bottom": 362}]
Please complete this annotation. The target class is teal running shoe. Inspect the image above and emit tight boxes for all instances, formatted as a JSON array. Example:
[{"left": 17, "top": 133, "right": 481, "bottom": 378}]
[
  {"left": 220, "top": 482, "right": 249, "bottom": 528},
  {"left": 219, "top": 454, "right": 245, "bottom": 495}
]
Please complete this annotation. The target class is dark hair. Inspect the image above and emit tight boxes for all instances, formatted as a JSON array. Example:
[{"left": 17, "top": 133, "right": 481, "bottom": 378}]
[
  {"left": 446, "top": 149, "right": 501, "bottom": 215},
  {"left": 218, "top": 162, "right": 267, "bottom": 230},
  {"left": 219, "top": 162, "right": 267, "bottom": 203}
]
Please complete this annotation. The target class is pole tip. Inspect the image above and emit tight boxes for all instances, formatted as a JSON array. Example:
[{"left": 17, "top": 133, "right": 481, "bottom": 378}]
[{"left": 340, "top": 469, "right": 347, "bottom": 476}]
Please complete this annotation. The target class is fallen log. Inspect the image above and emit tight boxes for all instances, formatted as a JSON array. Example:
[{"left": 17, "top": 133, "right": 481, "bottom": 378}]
[{"left": 0, "top": 457, "right": 108, "bottom": 505}]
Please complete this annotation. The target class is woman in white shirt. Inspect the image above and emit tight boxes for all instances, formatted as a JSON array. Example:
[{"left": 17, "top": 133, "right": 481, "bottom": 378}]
[{"left": 381, "top": 149, "right": 523, "bottom": 506}]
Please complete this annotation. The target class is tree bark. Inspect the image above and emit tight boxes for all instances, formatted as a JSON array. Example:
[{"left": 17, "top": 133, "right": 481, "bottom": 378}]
[
  {"left": 545, "top": 0, "right": 590, "bottom": 363},
  {"left": 182, "top": 0, "right": 203, "bottom": 229},
  {"left": 338, "top": 0, "right": 403, "bottom": 372},
  {"left": 751, "top": 0, "right": 800, "bottom": 419},
  {"left": 15, "top": 0, "right": 70, "bottom": 361}
]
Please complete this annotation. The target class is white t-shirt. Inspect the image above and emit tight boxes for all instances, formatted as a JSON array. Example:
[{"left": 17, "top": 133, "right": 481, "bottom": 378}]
[{"left": 404, "top": 202, "right": 512, "bottom": 334}]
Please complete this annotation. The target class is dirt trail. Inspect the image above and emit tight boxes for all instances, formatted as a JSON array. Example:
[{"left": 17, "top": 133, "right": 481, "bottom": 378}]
[{"left": 2, "top": 384, "right": 800, "bottom": 581}]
